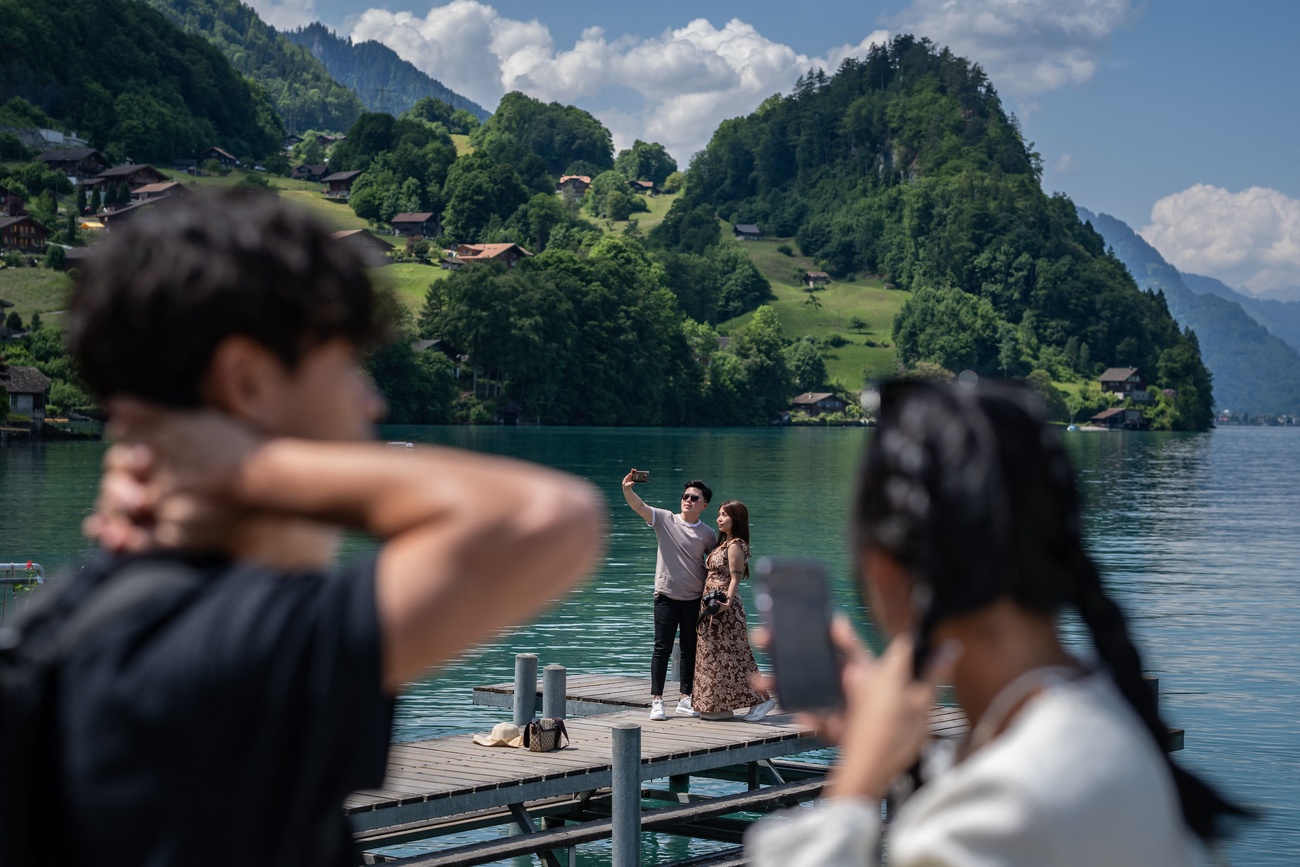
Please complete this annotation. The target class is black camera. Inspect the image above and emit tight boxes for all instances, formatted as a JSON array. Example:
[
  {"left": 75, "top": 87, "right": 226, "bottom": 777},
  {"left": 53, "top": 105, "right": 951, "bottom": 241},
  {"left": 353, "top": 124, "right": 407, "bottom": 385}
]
[{"left": 701, "top": 588, "right": 729, "bottom": 617}]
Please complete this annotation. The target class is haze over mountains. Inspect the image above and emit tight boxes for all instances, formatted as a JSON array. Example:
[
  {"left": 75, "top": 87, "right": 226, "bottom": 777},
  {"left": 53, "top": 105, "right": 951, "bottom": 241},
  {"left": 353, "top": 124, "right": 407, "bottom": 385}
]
[{"left": 1080, "top": 208, "right": 1300, "bottom": 415}]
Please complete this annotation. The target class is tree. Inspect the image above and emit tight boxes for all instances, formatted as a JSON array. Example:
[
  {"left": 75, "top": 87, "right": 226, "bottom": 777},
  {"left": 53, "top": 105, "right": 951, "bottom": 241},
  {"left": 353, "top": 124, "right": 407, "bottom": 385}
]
[
  {"left": 44, "top": 245, "right": 66, "bottom": 270},
  {"left": 727, "top": 306, "right": 794, "bottom": 423},
  {"left": 614, "top": 140, "right": 678, "bottom": 185},
  {"left": 785, "top": 338, "right": 827, "bottom": 392}
]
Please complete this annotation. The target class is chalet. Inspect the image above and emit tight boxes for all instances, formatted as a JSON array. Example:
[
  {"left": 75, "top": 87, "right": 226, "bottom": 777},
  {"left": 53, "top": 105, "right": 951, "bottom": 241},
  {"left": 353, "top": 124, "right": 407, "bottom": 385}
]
[
  {"left": 733, "top": 223, "right": 763, "bottom": 241},
  {"left": 0, "top": 215, "right": 48, "bottom": 252},
  {"left": 790, "top": 391, "right": 847, "bottom": 417},
  {"left": 172, "top": 158, "right": 198, "bottom": 175},
  {"left": 390, "top": 212, "right": 440, "bottom": 238},
  {"left": 627, "top": 179, "right": 658, "bottom": 195},
  {"left": 1, "top": 185, "right": 26, "bottom": 218},
  {"left": 36, "top": 148, "right": 109, "bottom": 180},
  {"left": 332, "top": 228, "right": 393, "bottom": 263},
  {"left": 283, "top": 134, "right": 304, "bottom": 151},
  {"left": 411, "top": 338, "right": 464, "bottom": 378},
  {"left": 131, "top": 181, "right": 187, "bottom": 202},
  {"left": 322, "top": 170, "right": 363, "bottom": 199},
  {"left": 315, "top": 134, "right": 345, "bottom": 147},
  {"left": 557, "top": 175, "right": 591, "bottom": 196},
  {"left": 805, "top": 271, "right": 831, "bottom": 288},
  {"left": 94, "top": 164, "right": 169, "bottom": 189},
  {"left": 1, "top": 365, "right": 50, "bottom": 423},
  {"left": 1099, "top": 366, "right": 1153, "bottom": 403},
  {"left": 62, "top": 246, "right": 97, "bottom": 269},
  {"left": 98, "top": 199, "right": 159, "bottom": 227},
  {"left": 200, "top": 146, "right": 239, "bottom": 168},
  {"left": 292, "top": 163, "right": 330, "bottom": 182},
  {"left": 1090, "top": 407, "right": 1149, "bottom": 431},
  {"left": 441, "top": 243, "right": 532, "bottom": 270}
]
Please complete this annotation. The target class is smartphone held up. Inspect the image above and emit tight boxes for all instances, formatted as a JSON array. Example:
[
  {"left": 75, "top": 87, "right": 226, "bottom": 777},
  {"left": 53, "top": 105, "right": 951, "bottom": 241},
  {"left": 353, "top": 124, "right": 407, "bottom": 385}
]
[
  {"left": 753, "top": 557, "right": 844, "bottom": 714},
  {"left": 630, "top": 469, "right": 649, "bottom": 483}
]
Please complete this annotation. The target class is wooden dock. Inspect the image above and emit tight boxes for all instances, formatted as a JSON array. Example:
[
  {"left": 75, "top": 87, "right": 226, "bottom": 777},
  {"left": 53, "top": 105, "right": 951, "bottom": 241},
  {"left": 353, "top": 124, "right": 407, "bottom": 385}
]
[{"left": 351, "top": 672, "right": 970, "bottom": 865}]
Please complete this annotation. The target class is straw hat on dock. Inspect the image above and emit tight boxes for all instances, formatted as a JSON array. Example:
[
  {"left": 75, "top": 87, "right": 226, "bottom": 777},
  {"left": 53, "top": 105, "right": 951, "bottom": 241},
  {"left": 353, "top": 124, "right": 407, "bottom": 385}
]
[{"left": 472, "top": 722, "right": 524, "bottom": 747}]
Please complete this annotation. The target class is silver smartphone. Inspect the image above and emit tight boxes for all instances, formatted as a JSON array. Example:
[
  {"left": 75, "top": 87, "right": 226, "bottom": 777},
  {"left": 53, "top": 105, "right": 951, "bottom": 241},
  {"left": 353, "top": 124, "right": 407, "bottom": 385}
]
[{"left": 753, "top": 557, "right": 844, "bottom": 713}]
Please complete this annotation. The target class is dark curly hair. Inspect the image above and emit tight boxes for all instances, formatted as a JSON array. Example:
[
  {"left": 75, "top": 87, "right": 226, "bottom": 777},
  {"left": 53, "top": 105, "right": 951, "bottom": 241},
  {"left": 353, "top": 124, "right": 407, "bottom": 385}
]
[
  {"left": 66, "top": 189, "right": 388, "bottom": 407},
  {"left": 854, "top": 378, "right": 1248, "bottom": 841}
]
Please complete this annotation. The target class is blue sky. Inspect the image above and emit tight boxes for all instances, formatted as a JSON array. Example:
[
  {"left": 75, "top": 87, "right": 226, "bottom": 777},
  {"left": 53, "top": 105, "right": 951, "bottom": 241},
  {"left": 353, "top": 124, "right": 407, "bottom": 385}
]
[{"left": 255, "top": 0, "right": 1300, "bottom": 298}]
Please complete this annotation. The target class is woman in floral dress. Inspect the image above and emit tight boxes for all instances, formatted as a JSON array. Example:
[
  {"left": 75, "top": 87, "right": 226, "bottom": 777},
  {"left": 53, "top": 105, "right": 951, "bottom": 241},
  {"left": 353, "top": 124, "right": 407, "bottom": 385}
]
[{"left": 693, "top": 500, "right": 778, "bottom": 721}]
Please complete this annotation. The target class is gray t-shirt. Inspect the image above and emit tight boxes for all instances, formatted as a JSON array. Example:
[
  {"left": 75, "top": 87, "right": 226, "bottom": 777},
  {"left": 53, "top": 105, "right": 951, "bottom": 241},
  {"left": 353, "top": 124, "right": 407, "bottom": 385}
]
[{"left": 648, "top": 506, "right": 717, "bottom": 600}]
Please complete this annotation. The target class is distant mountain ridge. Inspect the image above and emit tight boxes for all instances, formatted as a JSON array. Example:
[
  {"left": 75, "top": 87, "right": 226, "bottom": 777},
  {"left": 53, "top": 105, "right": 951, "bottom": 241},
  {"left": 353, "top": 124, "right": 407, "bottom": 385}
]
[
  {"left": 141, "top": 0, "right": 365, "bottom": 133},
  {"left": 283, "top": 24, "right": 489, "bottom": 121},
  {"left": 1178, "top": 272, "right": 1300, "bottom": 354},
  {"left": 1080, "top": 207, "right": 1300, "bottom": 415}
]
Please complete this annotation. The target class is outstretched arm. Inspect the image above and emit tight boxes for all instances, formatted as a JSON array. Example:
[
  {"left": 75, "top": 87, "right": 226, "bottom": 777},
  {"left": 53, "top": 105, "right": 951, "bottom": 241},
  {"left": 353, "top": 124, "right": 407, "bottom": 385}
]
[
  {"left": 94, "top": 401, "right": 606, "bottom": 693},
  {"left": 621, "top": 469, "right": 654, "bottom": 524}
]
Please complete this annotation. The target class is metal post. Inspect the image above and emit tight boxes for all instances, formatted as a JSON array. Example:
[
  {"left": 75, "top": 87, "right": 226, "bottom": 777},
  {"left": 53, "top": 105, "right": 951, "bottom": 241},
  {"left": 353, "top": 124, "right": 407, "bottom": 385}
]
[
  {"left": 543, "top": 664, "right": 567, "bottom": 720},
  {"left": 513, "top": 653, "right": 538, "bottom": 727},
  {"left": 612, "top": 723, "right": 642, "bottom": 867}
]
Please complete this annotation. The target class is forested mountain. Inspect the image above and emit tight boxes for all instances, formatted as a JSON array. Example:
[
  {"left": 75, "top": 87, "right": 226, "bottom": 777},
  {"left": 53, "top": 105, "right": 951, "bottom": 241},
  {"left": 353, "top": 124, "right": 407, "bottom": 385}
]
[
  {"left": 283, "top": 24, "right": 488, "bottom": 121},
  {"left": 141, "top": 0, "right": 364, "bottom": 133},
  {"left": 670, "top": 35, "right": 1214, "bottom": 428},
  {"left": 1180, "top": 272, "right": 1300, "bottom": 355},
  {"left": 1080, "top": 208, "right": 1300, "bottom": 415},
  {"left": 0, "top": 0, "right": 280, "bottom": 161}
]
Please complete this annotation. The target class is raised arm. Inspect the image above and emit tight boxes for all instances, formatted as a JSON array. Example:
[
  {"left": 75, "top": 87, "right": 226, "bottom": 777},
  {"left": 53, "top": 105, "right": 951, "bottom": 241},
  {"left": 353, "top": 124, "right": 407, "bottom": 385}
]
[
  {"left": 621, "top": 469, "right": 654, "bottom": 524},
  {"left": 96, "top": 403, "right": 606, "bottom": 692}
]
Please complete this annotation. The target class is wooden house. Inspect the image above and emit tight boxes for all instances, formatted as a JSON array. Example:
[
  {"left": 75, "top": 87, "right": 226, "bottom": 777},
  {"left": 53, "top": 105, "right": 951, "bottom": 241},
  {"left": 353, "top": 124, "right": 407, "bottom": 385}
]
[
  {"left": 790, "top": 391, "right": 847, "bottom": 416},
  {"left": 292, "top": 163, "right": 330, "bottom": 182},
  {"left": 0, "top": 215, "right": 48, "bottom": 252},
  {"left": 391, "top": 212, "right": 440, "bottom": 238},
  {"left": 557, "top": 175, "right": 591, "bottom": 196},
  {"left": 94, "top": 165, "right": 169, "bottom": 189},
  {"left": 200, "top": 146, "right": 239, "bottom": 168},
  {"left": 733, "top": 223, "right": 763, "bottom": 241},
  {"left": 1, "top": 186, "right": 26, "bottom": 218},
  {"left": 627, "top": 179, "right": 658, "bottom": 195},
  {"left": 441, "top": 243, "right": 532, "bottom": 270},
  {"left": 1090, "top": 407, "right": 1149, "bottom": 430},
  {"left": 332, "top": 228, "right": 393, "bottom": 263},
  {"left": 1, "top": 365, "right": 50, "bottom": 422},
  {"left": 805, "top": 271, "right": 830, "bottom": 288},
  {"left": 322, "top": 170, "right": 363, "bottom": 199},
  {"left": 1099, "top": 367, "right": 1152, "bottom": 403},
  {"left": 131, "top": 181, "right": 187, "bottom": 202},
  {"left": 36, "top": 148, "right": 109, "bottom": 180}
]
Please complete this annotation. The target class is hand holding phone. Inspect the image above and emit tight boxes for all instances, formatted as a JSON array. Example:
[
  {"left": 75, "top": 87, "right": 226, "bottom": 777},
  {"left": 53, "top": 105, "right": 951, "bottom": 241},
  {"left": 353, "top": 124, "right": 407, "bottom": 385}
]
[{"left": 754, "top": 557, "right": 844, "bottom": 713}]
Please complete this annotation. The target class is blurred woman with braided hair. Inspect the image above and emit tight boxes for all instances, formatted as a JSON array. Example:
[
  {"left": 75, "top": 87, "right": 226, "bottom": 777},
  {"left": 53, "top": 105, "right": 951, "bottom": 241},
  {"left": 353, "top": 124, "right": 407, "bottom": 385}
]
[{"left": 747, "top": 379, "right": 1247, "bottom": 866}]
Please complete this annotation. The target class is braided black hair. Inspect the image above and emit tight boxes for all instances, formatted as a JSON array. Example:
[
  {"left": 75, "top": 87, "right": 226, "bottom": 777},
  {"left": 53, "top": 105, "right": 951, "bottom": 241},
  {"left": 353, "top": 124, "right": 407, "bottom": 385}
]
[{"left": 854, "top": 378, "right": 1248, "bottom": 841}]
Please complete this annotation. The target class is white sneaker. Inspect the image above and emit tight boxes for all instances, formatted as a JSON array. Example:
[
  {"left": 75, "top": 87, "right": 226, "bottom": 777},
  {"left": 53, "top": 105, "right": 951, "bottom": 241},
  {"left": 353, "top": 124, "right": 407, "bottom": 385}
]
[
  {"left": 743, "top": 697, "right": 777, "bottom": 722},
  {"left": 649, "top": 698, "right": 666, "bottom": 721},
  {"left": 676, "top": 696, "right": 700, "bottom": 717}
]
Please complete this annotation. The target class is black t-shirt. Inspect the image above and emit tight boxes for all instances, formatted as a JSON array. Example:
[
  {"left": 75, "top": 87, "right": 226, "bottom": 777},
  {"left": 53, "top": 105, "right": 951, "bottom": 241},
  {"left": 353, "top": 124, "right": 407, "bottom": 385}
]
[{"left": 55, "top": 551, "right": 394, "bottom": 867}]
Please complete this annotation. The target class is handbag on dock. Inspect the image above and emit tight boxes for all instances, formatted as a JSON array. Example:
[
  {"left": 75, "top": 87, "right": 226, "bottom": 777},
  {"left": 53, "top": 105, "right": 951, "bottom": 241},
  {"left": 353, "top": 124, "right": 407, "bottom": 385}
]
[{"left": 523, "top": 717, "right": 569, "bottom": 752}]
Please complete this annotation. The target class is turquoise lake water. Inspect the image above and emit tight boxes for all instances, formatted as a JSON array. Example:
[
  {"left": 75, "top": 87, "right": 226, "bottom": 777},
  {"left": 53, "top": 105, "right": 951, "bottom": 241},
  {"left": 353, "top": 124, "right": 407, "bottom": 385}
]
[{"left": 2, "top": 426, "right": 1296, "bottom": 864}]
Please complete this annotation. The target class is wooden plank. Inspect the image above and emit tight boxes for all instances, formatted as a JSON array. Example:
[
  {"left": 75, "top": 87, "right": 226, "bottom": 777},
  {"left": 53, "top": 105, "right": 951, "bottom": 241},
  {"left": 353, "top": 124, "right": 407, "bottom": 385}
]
[{"left": 374, "top": 780, "right": 822, "bottom": 866}]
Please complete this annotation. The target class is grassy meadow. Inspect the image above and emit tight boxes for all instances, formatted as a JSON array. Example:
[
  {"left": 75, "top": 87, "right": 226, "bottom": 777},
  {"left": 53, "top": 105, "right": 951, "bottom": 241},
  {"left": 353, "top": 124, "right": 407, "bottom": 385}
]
[{"left": 722, "top": 237, "right": 903, "bottom": 387}]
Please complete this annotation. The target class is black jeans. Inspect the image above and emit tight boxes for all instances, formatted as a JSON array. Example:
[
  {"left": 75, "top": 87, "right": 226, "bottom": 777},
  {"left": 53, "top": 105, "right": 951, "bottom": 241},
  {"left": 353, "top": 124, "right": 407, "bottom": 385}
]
[{"left": 651, "top": 593, "right": 699, "bottom": 697}]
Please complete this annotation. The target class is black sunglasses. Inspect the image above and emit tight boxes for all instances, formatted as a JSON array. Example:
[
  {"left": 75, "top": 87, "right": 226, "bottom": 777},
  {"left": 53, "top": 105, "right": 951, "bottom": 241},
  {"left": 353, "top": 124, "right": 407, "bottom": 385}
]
[{"left": 681, "top": 493, "right": 702, "bottom": 503}]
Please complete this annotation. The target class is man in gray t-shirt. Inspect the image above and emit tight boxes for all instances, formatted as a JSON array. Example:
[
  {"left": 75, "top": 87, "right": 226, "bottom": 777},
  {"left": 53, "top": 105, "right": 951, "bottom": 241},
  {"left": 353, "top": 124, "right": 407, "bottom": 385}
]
[{"left": 622, "top": 471, "right": 717, "bottom": 720}]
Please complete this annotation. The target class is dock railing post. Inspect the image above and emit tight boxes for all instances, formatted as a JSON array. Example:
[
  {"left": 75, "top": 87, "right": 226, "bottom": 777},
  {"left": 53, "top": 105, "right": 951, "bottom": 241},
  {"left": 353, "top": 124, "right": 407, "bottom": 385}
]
[
  {"left": 612, "top": 722, "right": 642, "bottom": 867},
  {"left": 513, "top": 653, "right": 539, "bottom": 726},
  {"left": 543, "top": 664, "right": 567, "bottom": 720}
]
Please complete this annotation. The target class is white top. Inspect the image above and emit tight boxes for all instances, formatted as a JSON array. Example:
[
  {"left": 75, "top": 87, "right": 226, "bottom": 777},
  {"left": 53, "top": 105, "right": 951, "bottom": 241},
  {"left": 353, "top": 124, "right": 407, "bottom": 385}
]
[{"left": 746, "top": 673, "right": 1198, "bottom": 866}]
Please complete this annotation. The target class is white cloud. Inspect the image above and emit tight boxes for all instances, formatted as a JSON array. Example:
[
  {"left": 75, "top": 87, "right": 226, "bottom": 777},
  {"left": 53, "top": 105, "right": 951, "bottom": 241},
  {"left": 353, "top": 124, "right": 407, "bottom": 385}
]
[
  {"left": 1054, "top": 153, "right": 1076, "bottom": 173},
  {"left": 1140, "top": 184, "right": 1300, "bottom": 297},
  {"left": 246, "top": 0, "right": 318, "bottom": 30},
  {"left": 349, "top": 2, "right": 888, "bottom": 162},
  {"left": 889, "top": 0, "right": 1135, "bottom": 99}
]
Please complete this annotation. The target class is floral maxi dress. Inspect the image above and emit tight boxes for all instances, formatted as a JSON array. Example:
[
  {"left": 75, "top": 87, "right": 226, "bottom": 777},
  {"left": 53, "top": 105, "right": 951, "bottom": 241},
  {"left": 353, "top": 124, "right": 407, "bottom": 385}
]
[{"left": 693, "top": 539, "right": 765, "bottom": 714}]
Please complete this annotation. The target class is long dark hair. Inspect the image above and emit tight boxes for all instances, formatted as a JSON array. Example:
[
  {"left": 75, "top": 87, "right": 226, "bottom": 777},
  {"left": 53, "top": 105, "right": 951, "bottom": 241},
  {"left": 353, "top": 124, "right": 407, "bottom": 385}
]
[
  {"left": 853, "top": 379, "right": 1248, "bottom": 841},
  {"left": 716, "top": 500, "right": 751, "bottom": 578}
]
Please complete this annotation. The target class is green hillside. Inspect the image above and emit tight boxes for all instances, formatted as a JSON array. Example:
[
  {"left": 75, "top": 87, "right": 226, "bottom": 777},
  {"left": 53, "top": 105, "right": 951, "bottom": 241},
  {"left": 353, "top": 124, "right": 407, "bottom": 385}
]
[
  {"left": 0, "top": 0, "right": 280, "bottom": 162},
  {"left": 674, "top": 35, "right": 1215, "bottom": 429},
  {"left": 142, "top": 0, "right": 365, "bottom": 134}
]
